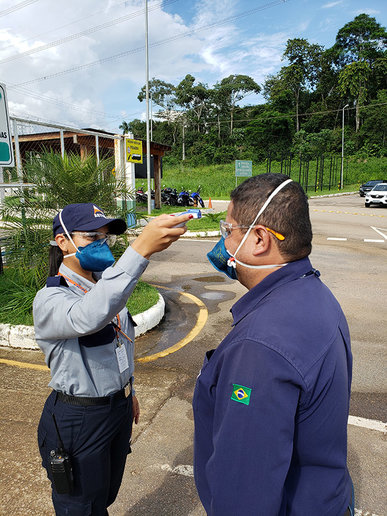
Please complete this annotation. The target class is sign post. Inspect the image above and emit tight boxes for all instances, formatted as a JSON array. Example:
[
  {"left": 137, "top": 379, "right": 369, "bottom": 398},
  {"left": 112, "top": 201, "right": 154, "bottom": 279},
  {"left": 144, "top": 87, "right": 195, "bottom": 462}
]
[
  {"left": 0, "top": 83, "right": 14, "bottom": 167},
  {"left": 235, "top": 160, "right": 252, "bottom": 186}
]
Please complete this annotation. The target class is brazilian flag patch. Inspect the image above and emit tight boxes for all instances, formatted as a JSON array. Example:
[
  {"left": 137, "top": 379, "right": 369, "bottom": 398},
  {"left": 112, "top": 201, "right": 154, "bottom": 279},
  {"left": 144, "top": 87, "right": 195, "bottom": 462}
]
[{"left": 231, "top": 384, "right": 252, "bottom": 406}]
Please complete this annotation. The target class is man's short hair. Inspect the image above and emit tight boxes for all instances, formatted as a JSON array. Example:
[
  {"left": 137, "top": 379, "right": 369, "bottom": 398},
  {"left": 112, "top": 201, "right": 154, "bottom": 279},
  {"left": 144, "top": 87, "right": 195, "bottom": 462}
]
[{"left": 230, "top": 173, "right": 312, "bottom": 260}]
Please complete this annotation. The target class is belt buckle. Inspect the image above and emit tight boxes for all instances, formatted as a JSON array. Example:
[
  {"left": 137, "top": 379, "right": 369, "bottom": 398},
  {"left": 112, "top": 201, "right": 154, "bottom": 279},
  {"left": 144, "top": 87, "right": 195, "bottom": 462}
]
[{"left": 124, "top": 383, "right": 131, "bottom": 398}]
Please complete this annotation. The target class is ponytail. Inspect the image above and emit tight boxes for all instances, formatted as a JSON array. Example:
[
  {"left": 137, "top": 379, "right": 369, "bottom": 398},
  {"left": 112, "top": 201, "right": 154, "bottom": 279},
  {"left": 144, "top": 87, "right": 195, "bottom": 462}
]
[{"left": 49, "top": 245, "right": 64, "bottom": 276}]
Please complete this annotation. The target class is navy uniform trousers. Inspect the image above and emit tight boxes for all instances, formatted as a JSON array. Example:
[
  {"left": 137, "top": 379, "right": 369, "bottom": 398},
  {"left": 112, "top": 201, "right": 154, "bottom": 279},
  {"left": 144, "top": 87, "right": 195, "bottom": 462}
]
[{"left": 38, "top": 390, "right": 133, "bottom": 516}]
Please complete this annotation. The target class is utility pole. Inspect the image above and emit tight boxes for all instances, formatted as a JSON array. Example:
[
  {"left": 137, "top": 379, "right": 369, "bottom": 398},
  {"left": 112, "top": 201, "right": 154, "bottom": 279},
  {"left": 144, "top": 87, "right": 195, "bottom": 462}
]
[
  {"left": 341, "top": 104, "right": 349, "bottom": 190},
  {"left": 145, "top": 0, "right": 151, "bottom": 214}
]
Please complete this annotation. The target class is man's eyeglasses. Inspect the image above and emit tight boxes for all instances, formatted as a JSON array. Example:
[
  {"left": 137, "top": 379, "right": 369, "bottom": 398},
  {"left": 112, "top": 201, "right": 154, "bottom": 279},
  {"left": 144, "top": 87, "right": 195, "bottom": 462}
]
[
  {"left": 70, "top": 231, "right": 117, "bottom": 247},
  {"left": 219, "top": 220, "right": 285, "bottom": 241}
]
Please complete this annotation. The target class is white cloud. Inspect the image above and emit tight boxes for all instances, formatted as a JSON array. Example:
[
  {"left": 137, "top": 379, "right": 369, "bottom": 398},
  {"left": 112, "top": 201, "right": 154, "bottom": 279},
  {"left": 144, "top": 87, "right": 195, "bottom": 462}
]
[
  {"left": 353, "top": 9, "right": 380, "bottom": 16},
  {"left": 321, "top": 1, "right": 344, "bottom": 8}
]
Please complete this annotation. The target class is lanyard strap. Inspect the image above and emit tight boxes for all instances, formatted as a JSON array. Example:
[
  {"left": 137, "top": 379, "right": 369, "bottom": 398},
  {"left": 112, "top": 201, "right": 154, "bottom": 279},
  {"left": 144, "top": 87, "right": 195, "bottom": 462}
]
[
  {"left": 58, "top": 272, "right": 89, "bottom": 293},
  {"left": 57, "top": 273, "right": 133, "bottom": 343}
]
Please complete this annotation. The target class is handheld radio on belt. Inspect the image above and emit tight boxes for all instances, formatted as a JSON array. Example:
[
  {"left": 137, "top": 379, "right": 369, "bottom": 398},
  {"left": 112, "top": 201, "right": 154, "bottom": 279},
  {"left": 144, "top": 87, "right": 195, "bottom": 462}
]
[{"left": 49, "top": 414, "right": 74, "bottom": 494}]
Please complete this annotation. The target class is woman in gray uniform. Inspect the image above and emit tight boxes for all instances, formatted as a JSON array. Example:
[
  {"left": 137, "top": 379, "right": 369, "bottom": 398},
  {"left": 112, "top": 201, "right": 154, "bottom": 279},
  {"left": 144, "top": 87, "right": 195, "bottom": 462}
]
[{"left": 33, "top": 202, "right": 192, "bottom": 516}]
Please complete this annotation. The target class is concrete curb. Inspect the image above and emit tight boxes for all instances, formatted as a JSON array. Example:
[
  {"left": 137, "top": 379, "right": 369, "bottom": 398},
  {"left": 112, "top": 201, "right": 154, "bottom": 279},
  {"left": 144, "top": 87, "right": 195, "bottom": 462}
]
[{"left": 0, "top": 293, "right": 165, "bottom": 350}]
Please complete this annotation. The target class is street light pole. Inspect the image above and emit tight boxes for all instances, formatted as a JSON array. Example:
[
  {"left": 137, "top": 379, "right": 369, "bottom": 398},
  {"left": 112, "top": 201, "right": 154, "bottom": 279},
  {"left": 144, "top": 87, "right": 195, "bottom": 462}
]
[
  {"left": 341, "top": 104, "right": 349, "bottom": 190},
  {"left": 145, "top": 0, "right": 151, "bottom": 214}
]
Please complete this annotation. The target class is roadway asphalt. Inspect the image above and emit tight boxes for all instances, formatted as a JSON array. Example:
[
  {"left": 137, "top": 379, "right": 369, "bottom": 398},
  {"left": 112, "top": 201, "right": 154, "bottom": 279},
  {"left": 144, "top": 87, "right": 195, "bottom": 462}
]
[{"left": 0, "top": 193, "right": 386, "bottom": 515}]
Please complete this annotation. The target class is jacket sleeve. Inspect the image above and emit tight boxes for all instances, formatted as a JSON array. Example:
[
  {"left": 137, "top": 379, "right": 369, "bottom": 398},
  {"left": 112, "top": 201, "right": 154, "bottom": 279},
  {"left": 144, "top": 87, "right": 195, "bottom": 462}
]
[
  {"left": 33, "top": 246, "right": 148, "bottom": 340},
  {"left": 206, "top": 338, "right": 303, "bottom": 516}
]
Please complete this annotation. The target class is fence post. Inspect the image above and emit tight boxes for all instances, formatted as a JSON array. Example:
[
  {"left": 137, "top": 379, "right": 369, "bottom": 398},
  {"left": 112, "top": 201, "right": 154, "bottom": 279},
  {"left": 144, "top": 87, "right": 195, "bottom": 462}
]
[
  {"left": 0, "top": 166, "right": 4, "bottom": 205},
  {"left": 12, "top": 119, "right": 23, "bottom": 182},
  {"left": 314, "top": 157, "right": 319, "bottom": 192},
  {"left": 298, "top": 157, "right": 302, "bottom": 185},
  {"left": 305, "top": 159, "right": 309, "bottom": 193},
  {"left": 60, "top": 129, "right": 65, "bottom": 158},
  {"left": 95, "top": 135, "right": 100, "bottom": 165}
]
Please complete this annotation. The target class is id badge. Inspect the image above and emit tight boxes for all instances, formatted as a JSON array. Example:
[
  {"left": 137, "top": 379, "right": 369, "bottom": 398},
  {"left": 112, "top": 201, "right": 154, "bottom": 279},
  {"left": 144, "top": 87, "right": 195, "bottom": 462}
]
[{"left": 115, "top": 344, "right": 129, "bottom": 373}]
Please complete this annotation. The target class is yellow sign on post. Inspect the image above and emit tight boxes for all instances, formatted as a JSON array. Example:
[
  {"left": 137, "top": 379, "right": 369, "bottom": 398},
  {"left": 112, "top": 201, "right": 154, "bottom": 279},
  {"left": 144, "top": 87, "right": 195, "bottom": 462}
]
[{"left": 126, "top": 138, "right": 143, "bottom": 163}]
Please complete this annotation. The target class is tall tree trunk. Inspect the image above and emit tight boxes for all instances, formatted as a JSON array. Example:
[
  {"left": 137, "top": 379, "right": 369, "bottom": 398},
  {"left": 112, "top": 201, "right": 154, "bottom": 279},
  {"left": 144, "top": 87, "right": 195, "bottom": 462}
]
[
  {"left": 355, "top": 99, "right": 360, "bottom": 132},
  {"left": 230, "top": 107, "right": 234, "bottom": 136}
]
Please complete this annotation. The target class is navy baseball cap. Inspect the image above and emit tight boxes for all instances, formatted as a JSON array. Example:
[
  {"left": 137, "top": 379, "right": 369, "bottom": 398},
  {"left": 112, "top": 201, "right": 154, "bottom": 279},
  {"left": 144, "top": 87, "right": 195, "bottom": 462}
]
[{"left": 53, "top": 203, "right": 127, "bottom": 237}]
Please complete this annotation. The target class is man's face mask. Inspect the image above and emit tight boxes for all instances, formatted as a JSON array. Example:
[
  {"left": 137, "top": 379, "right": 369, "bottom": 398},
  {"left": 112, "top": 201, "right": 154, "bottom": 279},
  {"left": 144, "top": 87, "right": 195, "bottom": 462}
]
[
  {"left": 207, "top": 178, "right": 292, "bottom": 279},
  {"left": 59, "top": 211, "right": 115, "bottom": 272}
]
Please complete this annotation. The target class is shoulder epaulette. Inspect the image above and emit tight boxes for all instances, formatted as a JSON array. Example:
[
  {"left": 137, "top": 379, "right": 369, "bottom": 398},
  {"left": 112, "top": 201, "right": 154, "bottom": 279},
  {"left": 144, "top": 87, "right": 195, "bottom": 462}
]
[{"left": 46, "top": 276, "right": 69, "bottom": 288}]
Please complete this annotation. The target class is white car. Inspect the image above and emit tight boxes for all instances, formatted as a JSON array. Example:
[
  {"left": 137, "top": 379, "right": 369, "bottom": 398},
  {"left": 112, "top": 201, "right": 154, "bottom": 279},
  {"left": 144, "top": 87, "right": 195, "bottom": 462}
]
[{"left": 365, "top": 183, "right": 387, "bottom": 207}]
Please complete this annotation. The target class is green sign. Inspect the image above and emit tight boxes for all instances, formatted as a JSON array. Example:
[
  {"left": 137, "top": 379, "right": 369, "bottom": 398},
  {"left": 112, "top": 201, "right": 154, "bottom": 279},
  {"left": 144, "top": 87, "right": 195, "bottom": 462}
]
[
  {"left": 0, "top": 83, "right": 14, "bottom": 166},
  {"left": 235, "top": 160, "right": 252, "bottom": 177}
]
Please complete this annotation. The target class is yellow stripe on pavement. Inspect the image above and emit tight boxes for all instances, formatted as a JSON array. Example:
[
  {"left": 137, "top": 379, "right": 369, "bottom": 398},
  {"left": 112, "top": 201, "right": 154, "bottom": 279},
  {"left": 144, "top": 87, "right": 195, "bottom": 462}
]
[
  {"left": 1, "top": 287, "right": 209, "bottom": 368},
  {"left": 0, "top": 358, "right": 48, "bottom": 371},
  {"left": 137, "top": 285, "right": 208, "bottom": 363},
  {"left": 312, "top": 209, "right": 386, "bottom": 218}
]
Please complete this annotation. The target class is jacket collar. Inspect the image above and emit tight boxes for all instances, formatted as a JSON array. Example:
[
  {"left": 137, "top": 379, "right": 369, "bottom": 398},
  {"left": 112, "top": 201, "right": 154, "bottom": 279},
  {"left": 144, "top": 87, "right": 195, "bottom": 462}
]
[
  {"left": 58, "top": 263, "right": 96, "bottom": 292},
  {"left": 231, "top": 256, "right": 315, "bottom": 326}
]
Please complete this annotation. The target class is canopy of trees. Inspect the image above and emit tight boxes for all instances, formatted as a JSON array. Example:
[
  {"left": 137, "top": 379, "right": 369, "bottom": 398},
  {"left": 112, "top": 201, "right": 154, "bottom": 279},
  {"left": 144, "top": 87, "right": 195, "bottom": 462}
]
[{"left": 120, "top": 14, "right": 387, "bottom": 165}]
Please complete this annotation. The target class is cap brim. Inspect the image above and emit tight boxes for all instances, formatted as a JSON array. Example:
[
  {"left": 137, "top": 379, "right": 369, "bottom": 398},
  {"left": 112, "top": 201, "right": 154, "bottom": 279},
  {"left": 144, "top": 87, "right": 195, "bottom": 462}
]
[{"left": 75, "top": 217, "right": 127, "bottom": 234}]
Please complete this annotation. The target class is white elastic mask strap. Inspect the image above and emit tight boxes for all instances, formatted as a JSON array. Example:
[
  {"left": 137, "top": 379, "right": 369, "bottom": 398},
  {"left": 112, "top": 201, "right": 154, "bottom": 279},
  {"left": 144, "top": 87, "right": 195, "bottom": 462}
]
[
  {"left": 230, "top": 178, "right": 293, "bottom": 263},
  {"left": 59, "top": 210, "right": 79, "bottom": 258},
  {"left": 232, "top": 256, "right": 288, "bottom": 270}
]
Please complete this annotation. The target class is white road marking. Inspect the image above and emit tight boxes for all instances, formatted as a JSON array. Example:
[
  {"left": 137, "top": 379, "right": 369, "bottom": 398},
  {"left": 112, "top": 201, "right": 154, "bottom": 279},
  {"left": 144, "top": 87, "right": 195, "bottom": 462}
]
[
  {"left": 363, "top": 239, "right": 384, "bottom": 243},
  {"left": 370, "top": 226, "right": 387, "bottom": 240},
  {"left": 159, "top": 464, "right": 194, "bottom": 477},
  {"left": 155, "top": 463, "right": 382, "bottom": 516},
  {"left": 348, "top": 415, "right": 386, "bottom": 433},
  {"left": 327, "top": 237, "right": 348, "bottom": 241}
]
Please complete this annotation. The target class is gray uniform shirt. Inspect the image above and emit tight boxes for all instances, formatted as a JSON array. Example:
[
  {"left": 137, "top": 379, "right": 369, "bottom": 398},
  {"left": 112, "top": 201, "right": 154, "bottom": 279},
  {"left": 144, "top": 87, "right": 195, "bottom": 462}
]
[{"left": 33, "top": 246, "right": 149, "bottom": 397}]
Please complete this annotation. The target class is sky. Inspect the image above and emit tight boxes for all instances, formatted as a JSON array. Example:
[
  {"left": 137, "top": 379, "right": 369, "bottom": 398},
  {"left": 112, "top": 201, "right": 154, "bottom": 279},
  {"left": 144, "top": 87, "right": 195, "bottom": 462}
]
[{"left": 1, "top": 0, "right": 386, "bottom": 134}]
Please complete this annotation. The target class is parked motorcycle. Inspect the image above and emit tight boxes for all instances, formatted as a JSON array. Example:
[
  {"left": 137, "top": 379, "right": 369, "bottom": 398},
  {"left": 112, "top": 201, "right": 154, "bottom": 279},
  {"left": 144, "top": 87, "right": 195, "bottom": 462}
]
[
  {"left": 135, "top": 186, "right": 147, "bottom": 203},
  {"left": 190, "top": 186, "right": 205, "bottom": 208},
  {"left": 161, "top": 187, "right": 179, "bottom": 206},
  {"left": 177, "top": 189, "right": 194, "bottom": 207}
]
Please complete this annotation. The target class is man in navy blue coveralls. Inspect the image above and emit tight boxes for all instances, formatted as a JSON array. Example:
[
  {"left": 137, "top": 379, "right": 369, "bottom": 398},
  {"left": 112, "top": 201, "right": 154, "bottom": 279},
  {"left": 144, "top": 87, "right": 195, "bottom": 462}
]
[{"left": 193, "top": 174, "right": 354, "bottom": 516}]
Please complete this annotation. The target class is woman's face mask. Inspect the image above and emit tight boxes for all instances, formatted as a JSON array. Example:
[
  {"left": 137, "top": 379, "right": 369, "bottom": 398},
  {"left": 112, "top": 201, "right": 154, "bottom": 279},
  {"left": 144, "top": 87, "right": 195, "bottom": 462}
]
[
  {"left": 59, "top": 211, "right": 115, "bottom": 272},
  {"left": 207, "top": 178, "right": 293, "bottom": 279},
  {"left": 75, "top": 239, "right": 115, "bottom": 272}
]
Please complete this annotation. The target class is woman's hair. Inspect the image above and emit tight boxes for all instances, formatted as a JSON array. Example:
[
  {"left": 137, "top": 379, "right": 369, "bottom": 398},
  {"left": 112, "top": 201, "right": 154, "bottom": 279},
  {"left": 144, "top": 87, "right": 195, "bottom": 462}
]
[{"left": 49, "top": 245, "right": 64, "bottom": 276}]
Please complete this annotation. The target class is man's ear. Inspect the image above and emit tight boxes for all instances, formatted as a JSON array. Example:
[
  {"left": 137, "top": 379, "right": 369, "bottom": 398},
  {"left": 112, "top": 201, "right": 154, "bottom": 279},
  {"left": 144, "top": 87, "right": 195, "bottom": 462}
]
[
  {"left": 55, "top": 233, "right": 69, "bottom": 253},
  {"left": 251, "top": 226, "right": 272, "bottom": 256}
]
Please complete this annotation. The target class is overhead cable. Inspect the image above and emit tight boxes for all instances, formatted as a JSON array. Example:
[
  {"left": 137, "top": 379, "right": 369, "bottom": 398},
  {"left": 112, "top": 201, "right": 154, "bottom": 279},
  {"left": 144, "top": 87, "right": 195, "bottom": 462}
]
[
  {"left": 15, "top": 0, "right": 289, "bottom": 87},
  {"left": 0, "top": 0, "right": 39, "bottom": 18},
  {"left": 0, "top": 0, "right": 180, "bottom": 64}
]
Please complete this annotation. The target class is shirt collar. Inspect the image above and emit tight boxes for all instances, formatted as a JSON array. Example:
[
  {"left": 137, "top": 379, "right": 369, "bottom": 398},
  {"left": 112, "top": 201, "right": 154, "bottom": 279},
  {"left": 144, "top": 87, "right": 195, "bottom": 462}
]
[
  {"left": 58, "top": 263, "right": 96, "bottom": 292},
  {"left": 231, "top": 256, "right": 315, "bottom": 326}
]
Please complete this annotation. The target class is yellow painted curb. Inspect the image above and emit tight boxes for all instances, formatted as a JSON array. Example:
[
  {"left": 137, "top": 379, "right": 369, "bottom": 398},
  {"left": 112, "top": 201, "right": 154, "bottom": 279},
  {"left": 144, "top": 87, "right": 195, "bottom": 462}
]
[
  {"left": 0, "top": 358, "right": 48, "bottom": 371},
  {"left": 137, "top": 285, "right": 208, "bottom": 363}
]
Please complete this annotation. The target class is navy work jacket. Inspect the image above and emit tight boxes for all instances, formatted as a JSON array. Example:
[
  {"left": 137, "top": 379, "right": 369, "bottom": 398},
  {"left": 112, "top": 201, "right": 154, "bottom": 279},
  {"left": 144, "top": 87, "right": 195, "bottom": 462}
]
[{"left": 193, "top": 257, "right": 353, "bottom": 516}]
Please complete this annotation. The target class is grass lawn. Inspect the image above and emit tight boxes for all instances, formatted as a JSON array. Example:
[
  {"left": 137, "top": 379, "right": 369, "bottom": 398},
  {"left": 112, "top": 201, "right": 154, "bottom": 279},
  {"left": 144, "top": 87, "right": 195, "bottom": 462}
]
[{"left": 0, "top": 270, "right": 159, "bottom": 326}]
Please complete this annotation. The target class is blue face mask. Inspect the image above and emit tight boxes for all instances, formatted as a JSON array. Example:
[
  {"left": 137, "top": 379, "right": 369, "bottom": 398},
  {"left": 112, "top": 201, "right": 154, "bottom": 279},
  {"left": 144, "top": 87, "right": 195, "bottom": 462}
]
[
  {"left": 207, "top": 237, "right": 237, "bottom": 280},
  {"left": 76, "top": 239, "right": 115, "bottom": 272}
]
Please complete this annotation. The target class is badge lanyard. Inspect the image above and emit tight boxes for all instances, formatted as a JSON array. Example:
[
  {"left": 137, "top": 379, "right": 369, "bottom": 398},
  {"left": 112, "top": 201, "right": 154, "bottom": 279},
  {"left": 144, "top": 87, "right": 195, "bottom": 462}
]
[{"left": 58, "top": 272, "right": 132, "bottom": 373}]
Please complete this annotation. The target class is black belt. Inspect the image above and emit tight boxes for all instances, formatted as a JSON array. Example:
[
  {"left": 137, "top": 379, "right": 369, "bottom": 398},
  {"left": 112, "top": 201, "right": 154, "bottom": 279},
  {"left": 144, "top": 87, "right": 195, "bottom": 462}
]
[{"left": 56, "top": 384, "right": 131, "bottom": 407}]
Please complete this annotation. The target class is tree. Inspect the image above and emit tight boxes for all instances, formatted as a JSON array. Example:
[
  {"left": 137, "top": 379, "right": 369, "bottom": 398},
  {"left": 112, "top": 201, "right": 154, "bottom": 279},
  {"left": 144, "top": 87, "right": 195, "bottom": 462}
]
[
  {"left": 138, "top": 78, "right": 176, "bottom": 110},
  {"left": 334, "top": 14, "right": 387, "bottom": 66},
  {"left": 119, "top": 121, "right": 130, "bottom": 134},
  {"left": 175, "top": 74, "right": 209, "bottom": 132},
  {"left": 281, "top": 39, "right": 324, "bottom": 132},
  {"left": 338, "top": 61, "right": 371, "bottom": 131},
  {"left": 217, "top": 75, "right": 261, "bottom": 135}
]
